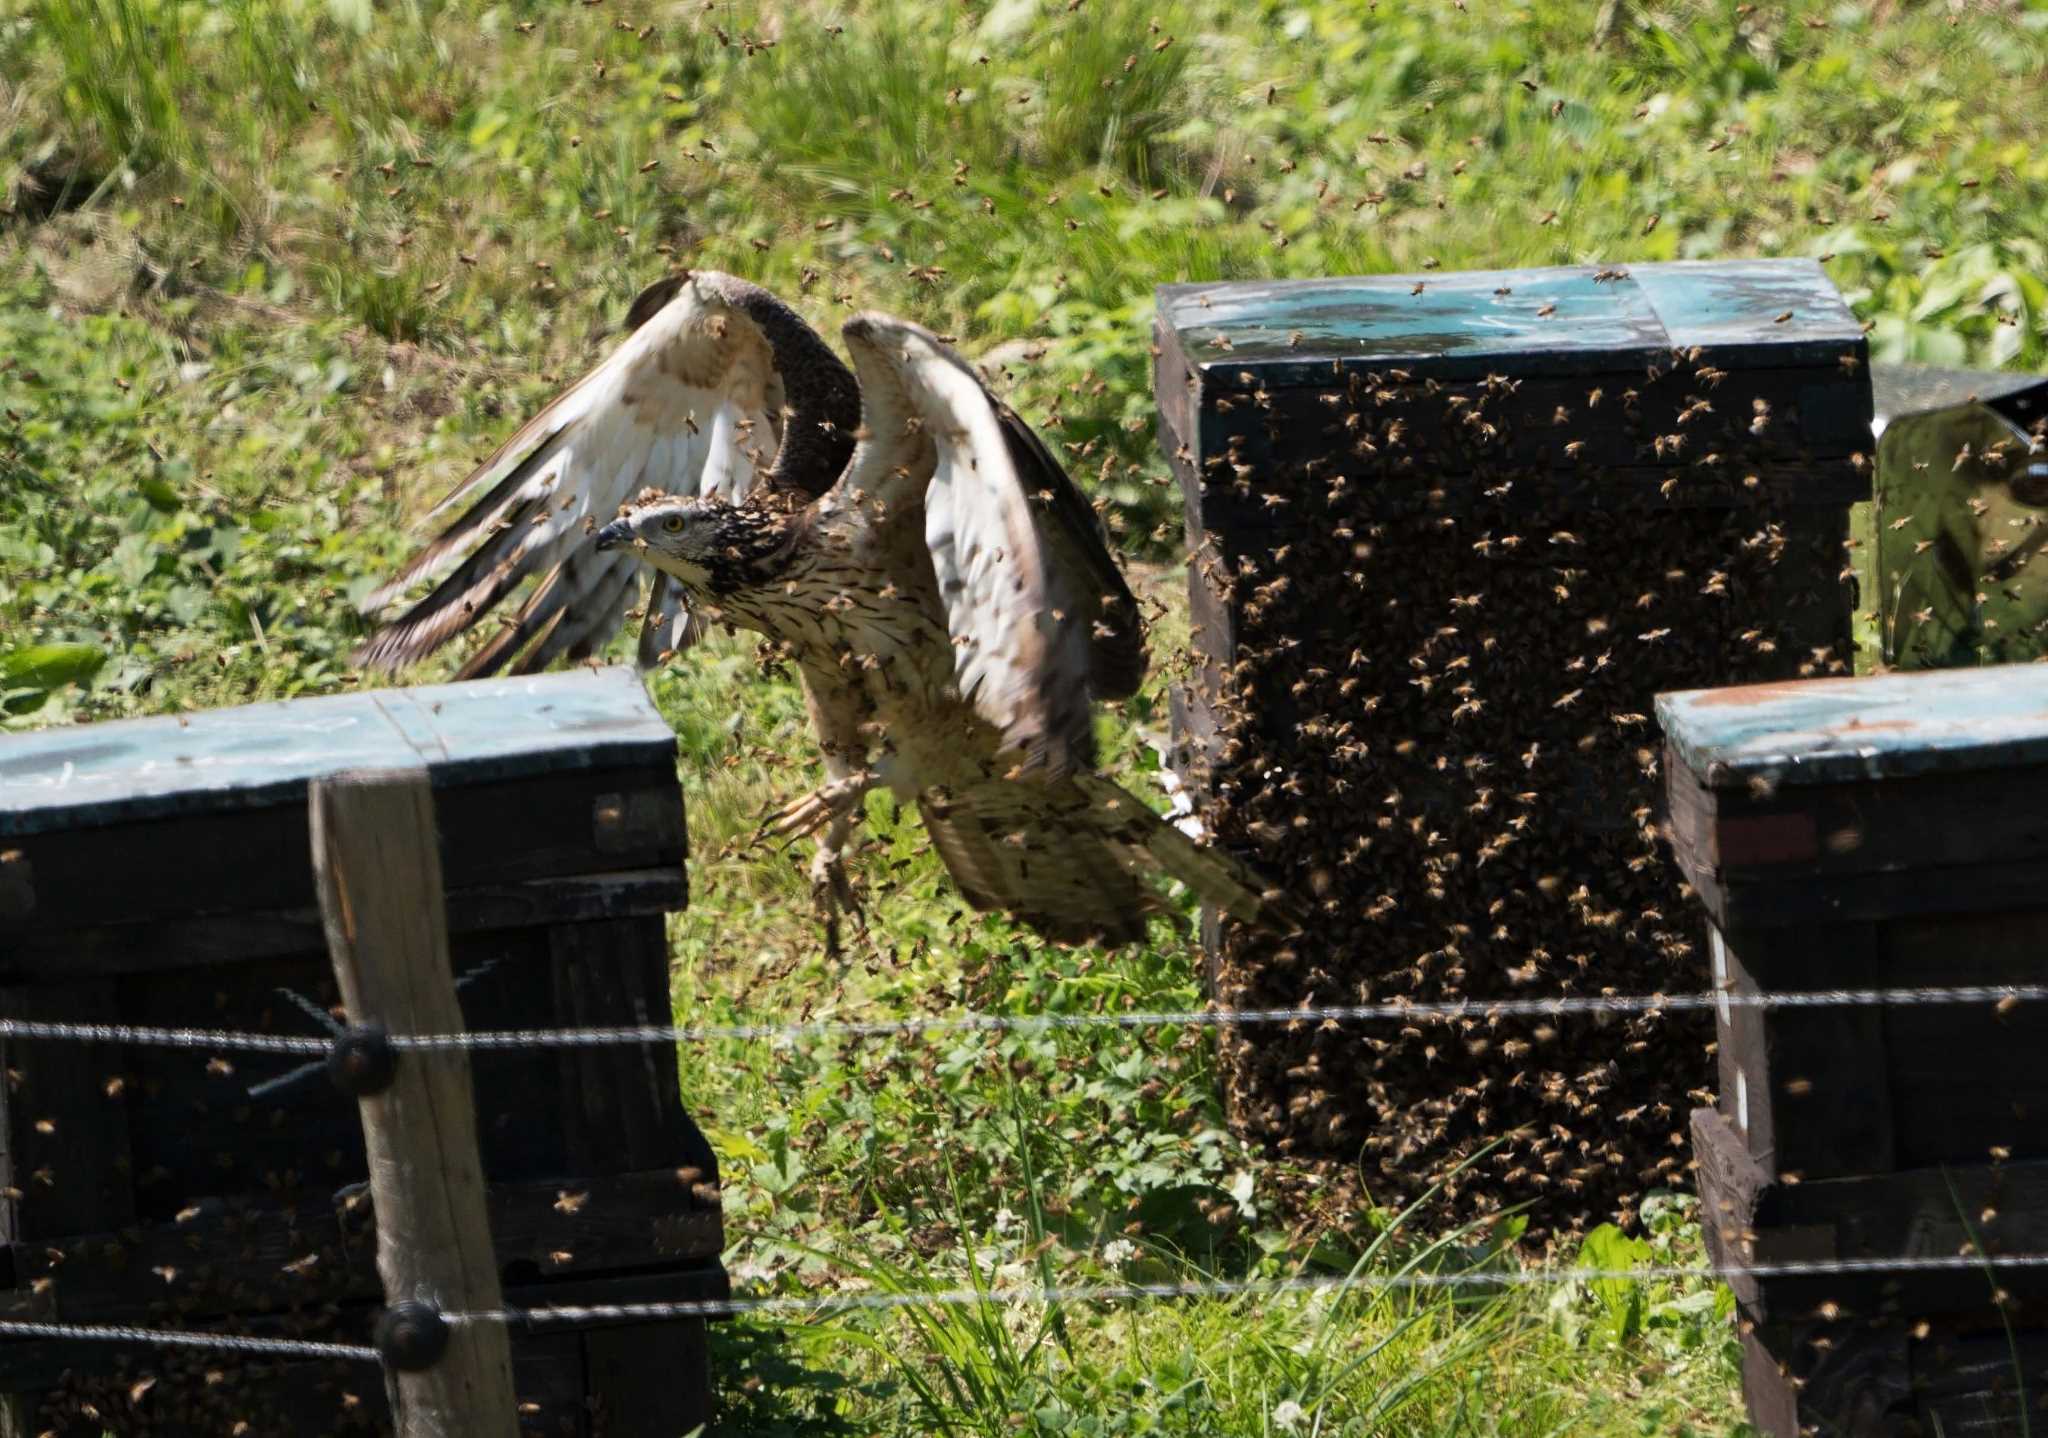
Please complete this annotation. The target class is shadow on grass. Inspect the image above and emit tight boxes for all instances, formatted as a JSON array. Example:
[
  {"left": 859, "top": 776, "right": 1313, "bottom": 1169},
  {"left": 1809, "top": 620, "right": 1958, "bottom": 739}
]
[{"left": 707, "top": 1315, "right": 893, "bottom": 1436}]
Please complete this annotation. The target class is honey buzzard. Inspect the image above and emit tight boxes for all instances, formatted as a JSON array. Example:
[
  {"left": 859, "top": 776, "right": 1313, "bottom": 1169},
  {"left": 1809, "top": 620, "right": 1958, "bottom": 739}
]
[{"left": 360, "top": 273, "right": 1294, "bottom": 947}]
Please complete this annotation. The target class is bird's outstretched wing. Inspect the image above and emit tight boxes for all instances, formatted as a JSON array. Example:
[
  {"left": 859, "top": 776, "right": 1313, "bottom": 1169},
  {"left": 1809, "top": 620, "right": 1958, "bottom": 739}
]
[
  {"left": 991, "top": 398, "right": 1146, "bottom": 701},
  {"left": 836, "top": 314, "right": 1144, "bottom": 775},
  {"left": 356, "top": 272, "right": 850, "bottom": 677}
]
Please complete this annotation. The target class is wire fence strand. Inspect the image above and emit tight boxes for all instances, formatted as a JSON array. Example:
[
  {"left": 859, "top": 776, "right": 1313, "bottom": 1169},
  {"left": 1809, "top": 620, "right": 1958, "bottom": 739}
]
[
  {"left": 0, "top": 1318, "right": 378, "bottom": 1363},
  {"left": 404, "top": 982, "right": 2048, "bottom": 1052},
  {"left": 3, "top": 1246, "right": 2042, "bottom": 1364},
  {"left": 2, "top": 982, "right": 2043, "bottom": 1057},
  {"left": 448, "top": 1249, "right": 2048, "bottom": 1329},
  {"left": 4, "top": 948, "right": 2040, "bottom": 1368},
  {"left": 0, "top": 1018, "right": 330, "bottom": 1055}
]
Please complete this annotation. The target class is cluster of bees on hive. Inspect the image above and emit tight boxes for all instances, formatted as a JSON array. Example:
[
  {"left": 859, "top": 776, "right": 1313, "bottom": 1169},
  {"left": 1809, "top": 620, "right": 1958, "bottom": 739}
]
[
  {"left": 37, "top": 1351, "right": 382, "bottom": 1438},
  {"left": 13, "top": 1026, "right": 637, "bottom": 1436},
  {"left": 1175, "top": 343, "right": 1861, "bottom": 1240},
  {"left": 22, "top": 1132, "right": 404, "bottom": 1437},
  {"left": 29, "top": 1233, "right": 603, "bottom": 1437},
  {"left": 39, "top": 1349, "right": 612, "bottom": 1437}
]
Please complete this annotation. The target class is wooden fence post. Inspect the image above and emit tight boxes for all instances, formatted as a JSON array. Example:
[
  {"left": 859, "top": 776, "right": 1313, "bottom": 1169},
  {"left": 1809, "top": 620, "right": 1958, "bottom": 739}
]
[{"left": 310, "top": 767, "right": 520, "bottom": 1438}]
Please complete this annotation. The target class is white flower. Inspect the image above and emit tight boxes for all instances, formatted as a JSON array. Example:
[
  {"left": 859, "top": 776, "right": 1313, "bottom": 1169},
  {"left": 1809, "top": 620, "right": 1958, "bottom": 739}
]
[
  {"left": 1273, "top": 1399, "right": 1307, "bottom": 1432},
  {"left": 992, "top": 1206, "right": 1020, "bottom": 1237},
  {"left": 1100, "top": 1238, "right": 1137, "bottom": 1266}
]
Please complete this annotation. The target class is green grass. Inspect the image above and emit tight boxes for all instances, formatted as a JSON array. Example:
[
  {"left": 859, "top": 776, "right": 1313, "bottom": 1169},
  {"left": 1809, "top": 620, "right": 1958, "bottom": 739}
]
[{"left": 9, "top": 0, "right": 2048, "bottom": 1430}]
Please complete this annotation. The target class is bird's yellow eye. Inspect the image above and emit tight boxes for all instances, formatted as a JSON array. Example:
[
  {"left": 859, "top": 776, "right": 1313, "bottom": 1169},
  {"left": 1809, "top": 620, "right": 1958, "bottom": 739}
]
[{"left": 662, "top": 515, "right": 686, "bottom": 533}]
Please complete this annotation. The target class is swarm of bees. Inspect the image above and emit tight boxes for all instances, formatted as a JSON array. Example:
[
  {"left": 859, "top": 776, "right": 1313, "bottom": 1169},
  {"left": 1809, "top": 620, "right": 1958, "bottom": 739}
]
[
  {"left": 73, "top": 0, "right": 2002, "bottom": 1285},
  {"left": 24, "top": 1157, "right": 707, "bottom": 1436},
  {"left": 39, "top": 1343, "right": 380, "bottom": 1438},
  {"left": 11, "top": 964, "right": 722, "bottom": 1434},
  {"left": 1172, "top": 343, "right": 1862, "bottom": 1241},
  {"left": 39, "top": 1339, "right": 621, "bottom": 1437}
]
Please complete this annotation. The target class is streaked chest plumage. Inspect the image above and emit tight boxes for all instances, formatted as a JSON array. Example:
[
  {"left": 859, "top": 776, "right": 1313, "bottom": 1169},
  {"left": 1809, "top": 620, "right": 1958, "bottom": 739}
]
[{"left": 718, "top": 516, "right": 999, "bottom": 787}]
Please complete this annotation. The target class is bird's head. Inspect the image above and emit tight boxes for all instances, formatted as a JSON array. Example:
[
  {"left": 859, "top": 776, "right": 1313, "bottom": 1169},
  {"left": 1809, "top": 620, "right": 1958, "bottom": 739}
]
[{"left": 594, "top": 496, "right": 788, "bottom": 596}]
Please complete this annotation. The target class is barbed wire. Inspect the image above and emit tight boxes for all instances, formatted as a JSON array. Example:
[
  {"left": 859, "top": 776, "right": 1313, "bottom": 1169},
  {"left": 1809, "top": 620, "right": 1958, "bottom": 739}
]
[
  {"left": 0, "top": 1317, "right": 377, "bottom": 1362},
  {"left": 0, "top": 981, "right": 2041, "bottom": 1057},
  {"left": 245, "top": 963, "right": 503, "bottom": 1099},
  {"left": 451, "top": 1249, "right": 2048, "bottom": 1328}
]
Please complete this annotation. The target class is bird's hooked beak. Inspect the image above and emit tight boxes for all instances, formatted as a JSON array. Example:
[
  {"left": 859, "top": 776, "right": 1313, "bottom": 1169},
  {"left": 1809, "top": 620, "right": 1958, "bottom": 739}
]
[{"left": 593, "top": 518, "right": 632, "bottom": 552}]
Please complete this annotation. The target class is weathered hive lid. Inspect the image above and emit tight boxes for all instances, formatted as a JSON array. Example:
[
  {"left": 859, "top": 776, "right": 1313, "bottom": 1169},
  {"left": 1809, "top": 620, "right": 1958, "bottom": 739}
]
[
  {"left": 1158, "top": 258, "right": 1863, "bottom": 385},
  {"left": 0, "top": 666, "right": 674, "bottom": 838},
  {"left": 1155, "top": 260, "right": 1874, "bottom": 530},
  {"left": 1871, "top": 363, "right": 2048, "bottom": 438},
  {"left": 0, "top": 667, "right": 687, "bottom": 968},
  {"left": 1658, "top": 663, "right": 2048, "bottom": 791},
  {"left": 1658, "top": 663, "right": 2048, "bottom": 928}
]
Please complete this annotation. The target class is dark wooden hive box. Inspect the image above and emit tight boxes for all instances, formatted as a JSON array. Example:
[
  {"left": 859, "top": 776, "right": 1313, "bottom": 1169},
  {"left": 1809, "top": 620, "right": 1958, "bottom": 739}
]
[
  {"left": 0, "top": 667, "right": 723, "bottom": 1436},
  {"left": 1659, "top": 663, "right": 2048, "bottom": 1437},
  {"left": 1866, "top": 364, "right": 2048, "bottom": 670},
  {"left": 1154, "top": 260, "right": 1873, "bottom": 1235}
]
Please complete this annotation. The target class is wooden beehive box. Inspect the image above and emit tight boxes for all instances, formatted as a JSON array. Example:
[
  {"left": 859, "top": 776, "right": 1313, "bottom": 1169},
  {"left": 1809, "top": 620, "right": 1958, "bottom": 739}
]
[
  {"left": 0, "top": 667, "right": 723, "bottom": 1437},
  {"left": 1154, "top": 260, "right": 1873, "bottom": 1234},
  {"left": 1659, "top": 664, "right": 2048, "bottom": 1437},
  {"left": 1865, "top": 364, "right": 2048, "bottom": 670}
]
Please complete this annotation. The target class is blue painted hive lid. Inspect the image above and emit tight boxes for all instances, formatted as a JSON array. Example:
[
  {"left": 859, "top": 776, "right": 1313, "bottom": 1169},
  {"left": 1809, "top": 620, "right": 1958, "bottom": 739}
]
[
  {"left": 0, "top": 666, "right": 676, "bottom": 838},
  {"left": 1157, "top": 258, "right": 1865, "bottom": 385},
  {"left": 1657, "top": 663, "right": 2048, "bottom": 791}
]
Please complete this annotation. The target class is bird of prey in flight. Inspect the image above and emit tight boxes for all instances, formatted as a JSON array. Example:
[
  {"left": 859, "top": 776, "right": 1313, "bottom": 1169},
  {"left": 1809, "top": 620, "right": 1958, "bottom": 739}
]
[{"left": 359, "top": 272, "right": 1294, "bottom": 949}]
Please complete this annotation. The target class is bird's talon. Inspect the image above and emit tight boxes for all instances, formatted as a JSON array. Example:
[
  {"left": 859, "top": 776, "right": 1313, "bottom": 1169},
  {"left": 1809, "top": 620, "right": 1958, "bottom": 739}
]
[
  {"left": 810, "top": 845, "right": 865, "bottom": 954},
  {"left": 756, "top": 770, "right": 877, "bottom": 851}
]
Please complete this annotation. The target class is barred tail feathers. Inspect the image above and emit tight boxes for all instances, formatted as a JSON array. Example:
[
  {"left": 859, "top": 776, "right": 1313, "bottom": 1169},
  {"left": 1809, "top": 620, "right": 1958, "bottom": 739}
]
[
  {"left": 1071, "top": 774, "right": 1301, "bottom": 933},
  {"left": 914, "top": 773, "right": 1300, "bottom": 946}
]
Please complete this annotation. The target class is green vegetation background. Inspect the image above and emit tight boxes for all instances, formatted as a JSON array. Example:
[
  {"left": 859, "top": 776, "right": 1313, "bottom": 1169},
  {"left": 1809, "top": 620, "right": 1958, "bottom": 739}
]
[{"left": 6, "top": 0, "right": 2048, "bottom": 1431}]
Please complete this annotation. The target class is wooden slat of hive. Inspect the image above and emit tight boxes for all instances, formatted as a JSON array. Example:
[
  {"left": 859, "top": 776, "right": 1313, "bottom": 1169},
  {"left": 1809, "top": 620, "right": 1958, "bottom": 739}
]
[{"left": 0, "top": 669, "right": 723, "bottom": 1436}]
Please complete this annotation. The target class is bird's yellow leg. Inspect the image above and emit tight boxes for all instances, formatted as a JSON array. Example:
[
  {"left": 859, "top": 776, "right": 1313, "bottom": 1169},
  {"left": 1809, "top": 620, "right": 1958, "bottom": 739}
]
[
  {"left": 809, "top": 837, "right": 867, "bottom": 957},
  {"left": 753, "top": 766, "right": 875, "bottom": 958},
  {"left": 755, "top": 768, "right": 877, "bottom": 847}
]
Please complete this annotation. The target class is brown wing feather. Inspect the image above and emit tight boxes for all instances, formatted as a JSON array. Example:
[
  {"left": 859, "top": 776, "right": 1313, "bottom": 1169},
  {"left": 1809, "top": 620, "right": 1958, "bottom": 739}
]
[
  {"left": 357, "top": 493, "right": 559, "bottom": 672},
  {"left": 637, "top": 572, "right": 701, "bottom": 668},
  {"left": 1071, "top": 774, "right": 1305, "bottom": 931},
  {"left": 543, "top": 558, "right": 641, "bottom": 668},
  {"left": 993, "top": 401, "right": 1146, "bottom": 700},
  {"left": 456, "top": 548, "right": 641, "bottom": 679},
  {"left": 357, "top": 436, "right": 571, "bottom": 635}
]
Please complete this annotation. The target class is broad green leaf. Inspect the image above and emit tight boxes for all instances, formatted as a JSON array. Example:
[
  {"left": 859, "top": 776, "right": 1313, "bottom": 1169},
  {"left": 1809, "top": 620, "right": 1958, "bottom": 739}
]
[
  {"left": 0, "top": 642, "right": 107, "bottom": 692},
  {"left": 111, "top": 532, "right": 159, "bottom": 587}
]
